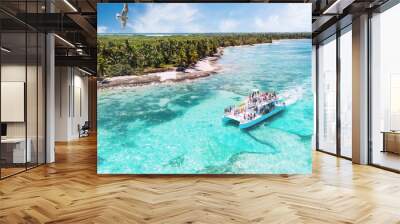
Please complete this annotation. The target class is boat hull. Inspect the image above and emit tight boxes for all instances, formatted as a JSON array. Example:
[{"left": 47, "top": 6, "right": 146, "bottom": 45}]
[
  {"left": 239, "top": 106, "right": 285, "bottom": 129},
  {"left": 222, "top": 116, "right": 233, "bottom": 124}
]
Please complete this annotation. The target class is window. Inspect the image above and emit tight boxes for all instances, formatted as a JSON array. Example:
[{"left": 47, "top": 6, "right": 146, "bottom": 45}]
[
  {"left": 370, "top": 3, "right": 400, "bottom": 171},
  {"left": 339, "top": 27, "right": 352, "bottom": 158},
  {"left": 317, "top": 35, "right": 337, "bottom": 154}
]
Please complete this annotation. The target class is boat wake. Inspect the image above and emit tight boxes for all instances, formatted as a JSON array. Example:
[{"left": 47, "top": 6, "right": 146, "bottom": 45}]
[{"left": 279, "top": 86, "right": 305, "bottom": 106}]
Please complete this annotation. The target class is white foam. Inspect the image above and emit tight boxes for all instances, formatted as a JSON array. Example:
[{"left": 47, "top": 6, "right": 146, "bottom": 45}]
[
  {"left": 279, "top": 86, "right": 305, "bottom": 106},
  {"left": 159, "top": 98, "right": 170, "bottom": 107},
  {"left": 155, "top": 71, "right": 177, "bottom": 81}
]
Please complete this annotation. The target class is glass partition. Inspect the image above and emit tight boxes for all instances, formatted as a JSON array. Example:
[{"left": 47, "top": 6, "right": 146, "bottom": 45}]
[
  {"left": 370, "top": 3, "right": 400, "bottom": 171},
  {"left": 0, "top": 1, "right": 46, "bottom": 179},
  {"left": 27, "top": 30, "right": 38, "bottom": 169},
  {"left": 317, "top": 35, "right": 337, "bottom": 154},
  {"left": 1, "top": 31, "right": 28, "bottom": 177}
]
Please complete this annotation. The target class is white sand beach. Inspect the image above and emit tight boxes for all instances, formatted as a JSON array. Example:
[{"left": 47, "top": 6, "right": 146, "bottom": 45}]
[
  {"left": 156, "top": 71, "right": 177, "bottom": 81},
  {"left": 98, "top": 48, "right": 223, "bottom": 89}
]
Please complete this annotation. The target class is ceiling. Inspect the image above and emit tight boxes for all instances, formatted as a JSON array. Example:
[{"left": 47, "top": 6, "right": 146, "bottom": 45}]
[
  {"left": 0, "top": 0, "right": 97, "bottom": 74},
  {"left": 311, "top": 0, "right": 390, "bottom": 43}
]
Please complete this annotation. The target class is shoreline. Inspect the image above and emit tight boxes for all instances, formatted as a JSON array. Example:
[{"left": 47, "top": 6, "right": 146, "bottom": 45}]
[
  {"left": 98, "top": 47, "right": 224, "bottom": 90},
  {"left": 98, "top": 39, "right": 308, "bottom": 90}
]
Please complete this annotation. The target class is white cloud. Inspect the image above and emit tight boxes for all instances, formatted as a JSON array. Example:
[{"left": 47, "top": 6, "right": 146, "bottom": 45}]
[
  {"left": 219, "top": 19, "right": 239, "bottom": 32},
  {"left": 121, "top": 3, "right": 311, "bottom": 33},
  {"left": 253, "top": 4, "right": 311, "bottom": 32},
  {"left": 129, "top": 4, "right": 203, "bottom": 33},
  {"left": 98, "top": 26, "right": 108, "bottom": 33}
]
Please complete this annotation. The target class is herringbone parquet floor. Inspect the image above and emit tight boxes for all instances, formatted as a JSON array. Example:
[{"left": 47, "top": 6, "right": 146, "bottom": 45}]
[{"left": 1, "top": 135, "right": 400, "bottom": 224}]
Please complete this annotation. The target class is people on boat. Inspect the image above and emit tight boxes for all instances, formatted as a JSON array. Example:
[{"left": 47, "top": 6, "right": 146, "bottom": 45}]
[
  {"left": 223, "top": 90, "right": 285, "bottom": 128},
  {"left": 224, "top": 90, "right": 281, "bottom": 122}
]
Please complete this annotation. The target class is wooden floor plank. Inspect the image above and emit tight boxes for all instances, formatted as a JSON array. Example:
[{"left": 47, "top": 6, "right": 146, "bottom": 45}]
[{"left": 0, "top": 135, "right": 400, "bottom": 223}]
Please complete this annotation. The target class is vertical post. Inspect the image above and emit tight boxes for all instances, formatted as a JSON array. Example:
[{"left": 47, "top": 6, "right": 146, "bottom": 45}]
[
  {"left": 46, "top": 32, "right": 55, "bottom": 163},
  {"left": 315, "top": 44, "right": 320, "bottom": 150},
  {"left": 0, "top": 21, "right": 2, "bottom": 179},
  {"left": 36, "top": 0, "right": 39, "bottom": 167},
  {"left": 367, "top": 11, "right": 373, "bottom": 164},
  {"left": 336, "top": 27, "right": 341, "bottom": 156},
  {"left": 25, "top": 1, "right": 28, "bottom": 170},
  {"left": 46, "top": 0, "right": 55, "bottom": 163},
  {"left": 352, "top": 14, "right": 369, "bottom": 164}
]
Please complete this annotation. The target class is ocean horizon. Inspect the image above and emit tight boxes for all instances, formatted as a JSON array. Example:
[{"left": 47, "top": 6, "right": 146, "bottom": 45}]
[{"left": 98, "top": 32, "right": 312, "bottom": 36}]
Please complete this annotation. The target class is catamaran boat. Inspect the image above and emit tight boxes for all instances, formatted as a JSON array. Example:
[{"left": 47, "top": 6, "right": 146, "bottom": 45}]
[{"left": 222, "top": 89, "right": 286, "bottom": 129}]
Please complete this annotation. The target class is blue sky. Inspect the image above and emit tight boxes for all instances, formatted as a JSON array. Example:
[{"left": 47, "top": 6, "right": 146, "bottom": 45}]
[{"left": 97, "top": 3, "right": 311, "bottom": 34}]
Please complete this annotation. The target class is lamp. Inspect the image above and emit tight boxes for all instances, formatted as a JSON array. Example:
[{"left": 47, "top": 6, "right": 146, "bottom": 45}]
[
  {"left": 54, "top": 34, "right": 75, "bottom": 48},
  {"left": 1, "top": 47, "right": 11, "bottom": 53},
  {"left": 63, "top": 0, "right": 78, "bottom": 12}
]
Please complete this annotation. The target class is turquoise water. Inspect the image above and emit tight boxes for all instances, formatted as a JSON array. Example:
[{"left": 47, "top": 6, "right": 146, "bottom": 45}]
[{"left": 98, "top": 39, "right": 313, "bottom": 174}]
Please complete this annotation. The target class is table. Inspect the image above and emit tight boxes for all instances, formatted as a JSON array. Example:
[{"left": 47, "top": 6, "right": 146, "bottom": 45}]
[
  {"left": 381, "top": 131, "right": 400, "bottom": 154},
  {"left": 1, "top": 138, "right": 31, "bottom": 163}
]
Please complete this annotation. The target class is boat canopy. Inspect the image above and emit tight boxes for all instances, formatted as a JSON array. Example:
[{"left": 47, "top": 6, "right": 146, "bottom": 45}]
[{"left": 251, "top": 88, "right": 259, "bottom": 93}]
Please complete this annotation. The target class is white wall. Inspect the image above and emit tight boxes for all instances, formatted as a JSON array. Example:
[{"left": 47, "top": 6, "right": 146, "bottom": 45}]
[
  {"left": 72, "top": 73, "right": 89, "bottom": 138},
  {"left": 1, "top": 82, "right": 25, "bottom": 122},
  {"left": 1, "top": 65, "right": 41, "bottom": 137},
  {"left": 1, "top": 63, "right": 46, "bottom": 164},
  {"left": 1, "top": 64, "right": 25, "bottom": 81},
  {"left": 55, "top": 66, "right": 69, "bottom": 141},
  {"left": 1, "top": 65, "right": 26, "bottom": 139},
  {"left": 54, "top": 67, "right": 89, "bottom": 141}
]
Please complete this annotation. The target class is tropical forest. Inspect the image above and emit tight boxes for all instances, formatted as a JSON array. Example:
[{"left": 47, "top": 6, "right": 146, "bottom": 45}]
[{"left": 97, "top": 33, "right": 311, "bottom": 77}]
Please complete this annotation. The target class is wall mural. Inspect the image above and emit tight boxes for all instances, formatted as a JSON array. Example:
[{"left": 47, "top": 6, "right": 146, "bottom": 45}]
[{"left": 97, "top": 3, "right": 313, "bottom": 174}]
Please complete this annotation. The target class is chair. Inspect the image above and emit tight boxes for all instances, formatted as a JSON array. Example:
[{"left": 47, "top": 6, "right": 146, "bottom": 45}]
[{"left": 79, "top": 121, "right": 90, "bottom": 138}]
